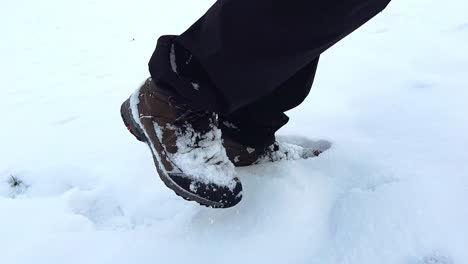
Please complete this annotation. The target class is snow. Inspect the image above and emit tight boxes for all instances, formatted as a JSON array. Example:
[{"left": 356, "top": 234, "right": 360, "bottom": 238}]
[
  {"left": 1, "top": 0, "right": 468, "bottom": 263},
  {"left": 191, "top": 82, "right": 200, "bottom": 91},
  {"left": 171, "top": 124, "right": 237, "bottom": 189},
  {"left": 246, "top": 147, "right": 255, "bottom": 154}
]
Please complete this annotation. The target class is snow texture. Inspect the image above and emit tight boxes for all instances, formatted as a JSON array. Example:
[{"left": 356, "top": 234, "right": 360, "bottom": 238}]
[
  {"left": 191, "top": 82, "right": 200, "bottom": 91},
  {"left": 1, "top": 0, "right": 468, "bottom": 263},
  {"left": 171, "top": 124, "right": 237, "bottom": 189},
  {"left": 255, "top": 140, "right": 325, "bottom": 164}
]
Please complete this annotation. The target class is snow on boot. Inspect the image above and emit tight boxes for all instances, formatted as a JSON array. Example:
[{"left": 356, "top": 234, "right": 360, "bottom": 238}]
[
  {"left": 224, "top": 139, "right": 322, "bottom": 167},
  {"left": 255, "top": 141, "right": 323, "bottom": 164},
  {"left": 221, "top": 120, "right": 322, "bottom": 167},
  {"left": 121, "top": 78, "right": 242, "bottom": 208}
]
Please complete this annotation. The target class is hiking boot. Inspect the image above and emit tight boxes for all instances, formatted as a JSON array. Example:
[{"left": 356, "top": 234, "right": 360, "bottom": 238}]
[
  {"left": 121, "top": 78, "right": 242, "bottom": 208},
  {"left": 220, "top": 119, "right": 323, "bottom": 167}
]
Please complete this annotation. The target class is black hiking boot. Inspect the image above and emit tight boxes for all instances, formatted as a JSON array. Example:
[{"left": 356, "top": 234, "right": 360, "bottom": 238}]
[{"left": 121, "top": 78, "right": 242, "bottom": 208}]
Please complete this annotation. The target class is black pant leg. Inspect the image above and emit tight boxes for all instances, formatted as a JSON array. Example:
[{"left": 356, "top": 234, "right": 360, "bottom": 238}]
[
  {"left": 170, "top": 0, "right": 391, "bottom": 114},
  {"left": 221, "top": 58, "right": 320, "bottom": 147}
]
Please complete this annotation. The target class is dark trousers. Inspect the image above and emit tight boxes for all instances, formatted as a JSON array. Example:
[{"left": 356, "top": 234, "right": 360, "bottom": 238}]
[{"left": 149, "top": 0, "right": 391, "bottom": 146}]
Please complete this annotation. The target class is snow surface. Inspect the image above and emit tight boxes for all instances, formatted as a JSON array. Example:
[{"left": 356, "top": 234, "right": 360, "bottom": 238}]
[{"left": 1, "top": 0, "right": 468, "bottom": 263}]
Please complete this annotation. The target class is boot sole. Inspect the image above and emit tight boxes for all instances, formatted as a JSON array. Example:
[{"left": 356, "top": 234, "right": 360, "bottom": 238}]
[{"left": 121, "top": 97, "right": 238, "bottom": 208}]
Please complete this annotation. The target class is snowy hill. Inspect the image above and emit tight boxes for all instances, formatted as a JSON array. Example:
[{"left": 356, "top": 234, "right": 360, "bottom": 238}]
[{"left": 1, "top": 0, "right": 467, "bottom": 263}]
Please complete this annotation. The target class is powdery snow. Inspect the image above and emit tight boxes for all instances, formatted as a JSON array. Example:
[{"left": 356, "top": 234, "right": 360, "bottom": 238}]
[
  {"left": 191, "top": 82, "right": 200, "bottom": 91},
  {"left": 171, "top": 124, "right": 237, "bottom": 189},
  {"left": 1, "top": 0, "right": 468, "bottom": 263}
]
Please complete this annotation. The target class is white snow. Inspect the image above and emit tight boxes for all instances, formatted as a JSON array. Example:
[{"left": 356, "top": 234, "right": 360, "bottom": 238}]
[
  {"left": 1, "top": 0, "right": 468, "bottom": 263},
  {"left": 222, "top": 121, "right": 238, "bottom": 129},
  {"left": 246, "top": 147, "right": 255, "bottom": 154},
  {"left": 191, "top": 82, "right": 200, "bottom": 91},
  {"left": 171, "top": 124, "right": 237, "bottom": 189},
  {"left": 254, "top": 140, "right": 325, "bottom": 164}
]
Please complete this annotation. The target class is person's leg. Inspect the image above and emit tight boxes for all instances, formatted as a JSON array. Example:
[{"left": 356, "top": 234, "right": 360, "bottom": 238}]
[
  {"left": 149, "top": 0, "right": 391, "bottom": 114},
  {"left": 222, "top": 57, "right": 320, "bottom": 147},
  {"left": 121, "top": 0, "right": 392, "bottom": 207}
]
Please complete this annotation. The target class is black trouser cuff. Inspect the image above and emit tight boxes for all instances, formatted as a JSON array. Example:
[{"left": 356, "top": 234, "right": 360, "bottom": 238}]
[{"left": 148, "top": 35, "right": 227, "bottom": 113}]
